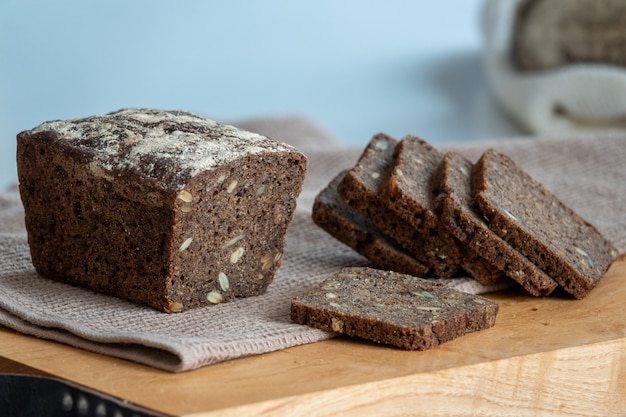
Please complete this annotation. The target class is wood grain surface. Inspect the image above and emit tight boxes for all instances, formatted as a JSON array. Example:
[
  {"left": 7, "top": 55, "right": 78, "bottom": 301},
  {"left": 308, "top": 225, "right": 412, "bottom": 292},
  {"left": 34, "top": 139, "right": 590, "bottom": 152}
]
[{"left": 1, "top": 258, "right": 625, "bottom": 416}]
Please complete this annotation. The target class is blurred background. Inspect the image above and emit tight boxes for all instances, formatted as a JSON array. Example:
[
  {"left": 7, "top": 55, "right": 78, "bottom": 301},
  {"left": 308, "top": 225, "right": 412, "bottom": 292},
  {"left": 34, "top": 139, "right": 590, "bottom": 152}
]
[{"left": 0, "top": 0, "right": 523, "bottom": 191}]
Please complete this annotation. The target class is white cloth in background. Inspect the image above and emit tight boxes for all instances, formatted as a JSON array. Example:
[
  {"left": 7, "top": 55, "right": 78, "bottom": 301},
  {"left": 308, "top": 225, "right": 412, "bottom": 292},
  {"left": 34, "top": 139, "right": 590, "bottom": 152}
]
[{"left": 481, "top": 0, "right": 626, "bottom": 134}]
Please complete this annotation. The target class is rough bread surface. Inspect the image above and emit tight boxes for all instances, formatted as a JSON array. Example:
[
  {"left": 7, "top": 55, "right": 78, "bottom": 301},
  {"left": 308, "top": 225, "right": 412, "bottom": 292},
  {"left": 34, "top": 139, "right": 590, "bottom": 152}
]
[
  {"left": 380, "top": 136, "right": 443, "bottom": 233},
  {"left": 337, "top": 134, "right": 461, "bottom": 278},
  {"left": 17, "top": 108, "right": 308, "bottom": 312},
  {"left": 291, "top": 267, "right": 499, "bottom": 350},
  {"left": 380, "top": 136, "right": 503, "bottom": 284},
  {"left": 472, "top": 148, "right": 618, "bottom": 299},
  {"left": 433, "top": 152, "right": 557, "bottom": 296},
  {"left": 312, "top": 171, "right": 429, "bottom": 277}
]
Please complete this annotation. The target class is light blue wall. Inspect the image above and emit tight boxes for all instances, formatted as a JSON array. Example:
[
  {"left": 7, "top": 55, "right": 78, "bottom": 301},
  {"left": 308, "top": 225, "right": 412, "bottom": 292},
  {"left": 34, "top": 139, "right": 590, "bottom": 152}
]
[{"left": 0, "top": 0, "right": 519, "bottom": 190}]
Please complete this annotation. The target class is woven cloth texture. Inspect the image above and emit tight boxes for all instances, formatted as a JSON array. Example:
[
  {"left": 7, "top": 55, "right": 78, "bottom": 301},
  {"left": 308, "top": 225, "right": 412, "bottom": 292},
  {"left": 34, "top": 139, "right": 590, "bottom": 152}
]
[{"left": 0, "top": 117, "right": 624, "bottom": 372}]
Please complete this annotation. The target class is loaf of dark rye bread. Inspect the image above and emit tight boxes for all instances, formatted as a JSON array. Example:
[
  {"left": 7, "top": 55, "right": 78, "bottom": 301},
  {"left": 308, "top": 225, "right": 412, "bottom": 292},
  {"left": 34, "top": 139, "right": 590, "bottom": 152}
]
[
  {"left": 17, "top": 108, "right": 307, "bottom": 312},
  {"left": 433, "top": 151, "right": 557, "bottom": 296},
  {"left": 312, "top": 171, "right": 429, "bottom": 277},
  {"left": 472, "top": 148, "right": 618, "bottom": 298},
  {"left": 290, "top": 267, "right": 499, "bottom": 350}
]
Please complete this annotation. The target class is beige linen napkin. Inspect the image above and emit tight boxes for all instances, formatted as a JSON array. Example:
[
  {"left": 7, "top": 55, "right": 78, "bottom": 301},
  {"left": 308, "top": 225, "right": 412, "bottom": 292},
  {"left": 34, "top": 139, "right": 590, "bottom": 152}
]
[{"left": 0, "top": 117, "right": 625, "bottom": 373}]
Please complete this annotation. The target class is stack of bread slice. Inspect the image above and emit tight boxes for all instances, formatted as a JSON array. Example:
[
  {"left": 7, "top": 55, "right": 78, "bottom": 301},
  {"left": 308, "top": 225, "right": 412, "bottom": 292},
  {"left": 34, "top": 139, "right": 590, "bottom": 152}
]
[{"left": 312, "top": 134, "right": 618, "bottom": 298}]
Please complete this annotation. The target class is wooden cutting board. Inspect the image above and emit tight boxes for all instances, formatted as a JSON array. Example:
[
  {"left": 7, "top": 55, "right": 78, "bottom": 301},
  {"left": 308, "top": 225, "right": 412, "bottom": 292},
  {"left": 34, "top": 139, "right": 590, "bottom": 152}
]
[{"left": 1, "top": 258, "right": 625, "bottom": 416}]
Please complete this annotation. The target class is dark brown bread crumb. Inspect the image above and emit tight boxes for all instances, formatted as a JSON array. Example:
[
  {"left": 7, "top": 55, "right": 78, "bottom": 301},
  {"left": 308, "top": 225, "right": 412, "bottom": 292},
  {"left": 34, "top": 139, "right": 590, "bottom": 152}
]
[
  {"left": 291, "top": 267, "right": 499, "bottom": 350},
  {"left": 337, "top": 134, "right": 461, "bottom": 278},
  {"left": 472, "top": 148, "right": 618, "bottom": 299},
  {"left": 17, "top": 108, "right": 307, "bottom": 312},
  {"left": 380, "top": 136, "right": 504, "bottom": 285},
  {"left": 433, "top": 152, "right": 557, "bottom": 296},
  {"left": 312, "top": 171, "right": 429, "bottom": 277},
  {"left": 459, "top": 253, "right": 506, "bottom": 287},
  {"left": 380, "top": 136, "right": 443, "bottom": 233},
  {"left": 336, "top": 133, "right": 400, "bottom": 227}
]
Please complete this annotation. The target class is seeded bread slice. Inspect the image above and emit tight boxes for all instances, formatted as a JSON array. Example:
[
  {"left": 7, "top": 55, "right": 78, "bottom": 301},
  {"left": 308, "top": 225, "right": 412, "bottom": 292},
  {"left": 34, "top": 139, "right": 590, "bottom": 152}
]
[
  {"left": 337, "top": 134, "right": 461, "bottom": 278},
  {"left": 433, "top": 152, "right": 557, "bottom": 296},
  {"left": 312, "top": 171, "right": 429, "bottom": 277},
  {"left": 290, "top": 267, "right": 499, "bottom": 350},
  {"left": 472, "top": 148, "right": 619, "bottom": 299},
  {"left": 379, "top": 136, "right": 504, "bottom": 285},
  {"left": 380, "top": 136, "right": 443, "bottom": 233}
]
